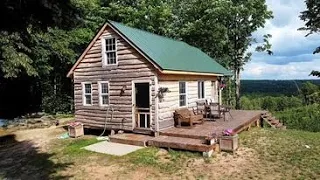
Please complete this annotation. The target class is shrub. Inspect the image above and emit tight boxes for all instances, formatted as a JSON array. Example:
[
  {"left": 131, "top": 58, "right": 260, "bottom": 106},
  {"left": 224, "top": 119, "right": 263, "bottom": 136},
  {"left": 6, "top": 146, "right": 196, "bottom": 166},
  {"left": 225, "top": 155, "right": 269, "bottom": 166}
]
[{"left": 275, "top": 104, "right": 320, "bottom": 132}]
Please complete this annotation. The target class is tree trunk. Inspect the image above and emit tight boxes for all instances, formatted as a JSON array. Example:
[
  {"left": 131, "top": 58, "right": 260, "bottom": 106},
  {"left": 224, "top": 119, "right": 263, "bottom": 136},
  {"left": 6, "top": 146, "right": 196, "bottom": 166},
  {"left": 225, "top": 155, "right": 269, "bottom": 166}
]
[
  {"left": 228, "top": 78, "right": 232, "bottom": 106},
  {"left": 235, "top": 68, "right": 241, "bottom": 109}
]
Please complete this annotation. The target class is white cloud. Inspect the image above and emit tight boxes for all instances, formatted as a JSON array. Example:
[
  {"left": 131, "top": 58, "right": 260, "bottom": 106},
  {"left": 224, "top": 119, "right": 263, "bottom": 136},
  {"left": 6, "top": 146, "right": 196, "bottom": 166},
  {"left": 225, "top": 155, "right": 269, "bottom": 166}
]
[
  {"left": 242, "top": 58, "right": 320, "bottom": 79},
  {"left": 243, "top": 0, "right": 320, "bottom": 79}
]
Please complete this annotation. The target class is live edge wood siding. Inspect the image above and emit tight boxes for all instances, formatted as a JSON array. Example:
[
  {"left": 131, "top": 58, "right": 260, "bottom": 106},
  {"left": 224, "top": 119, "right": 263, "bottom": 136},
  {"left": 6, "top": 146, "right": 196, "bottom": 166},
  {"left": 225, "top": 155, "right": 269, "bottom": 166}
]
[
  {"left": 73, "top": 26, "right": 157, "bottom": 131},
  {"left": 157, "top": 76, "right": 218, "bottom": 130}
]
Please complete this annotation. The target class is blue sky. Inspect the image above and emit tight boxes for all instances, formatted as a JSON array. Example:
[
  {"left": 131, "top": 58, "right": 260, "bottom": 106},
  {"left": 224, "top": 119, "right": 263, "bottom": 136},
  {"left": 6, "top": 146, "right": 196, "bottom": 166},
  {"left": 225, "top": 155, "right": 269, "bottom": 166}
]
[{"left": 242, "top": 0, "right": 320, "bottom": 80}]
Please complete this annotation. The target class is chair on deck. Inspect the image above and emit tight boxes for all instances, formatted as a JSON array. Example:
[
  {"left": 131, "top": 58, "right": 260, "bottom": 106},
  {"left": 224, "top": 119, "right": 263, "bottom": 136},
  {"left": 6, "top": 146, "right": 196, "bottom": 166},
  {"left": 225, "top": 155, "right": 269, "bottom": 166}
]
[
  {"left": 209, "top": 102, "right": 221, "bottom": 120},
  {"left": 209, "top": 103, "right": 233, "bottom": 121},
  {"left": 196, "top": 101, "right": 208, "bottom": 118},
  {"left": 174, "top": 108, "right": 204, "bottom": 127}
]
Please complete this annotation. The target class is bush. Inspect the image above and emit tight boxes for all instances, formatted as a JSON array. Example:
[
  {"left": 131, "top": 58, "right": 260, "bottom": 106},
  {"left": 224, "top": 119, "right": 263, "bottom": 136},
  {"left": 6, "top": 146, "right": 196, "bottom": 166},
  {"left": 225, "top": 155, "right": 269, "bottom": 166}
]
[
  {"left": 240, "top": 95, "right": 303, "bottom": 111},
  {"left": 275, "top": 104, "right": 320, "bottom": 132}
]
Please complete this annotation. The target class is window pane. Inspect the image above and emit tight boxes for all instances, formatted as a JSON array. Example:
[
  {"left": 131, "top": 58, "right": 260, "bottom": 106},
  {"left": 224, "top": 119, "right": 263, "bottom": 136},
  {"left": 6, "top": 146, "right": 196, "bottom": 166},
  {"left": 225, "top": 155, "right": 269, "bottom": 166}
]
[
  {"left": 85, "top": 84, "right": 91, "bottom": 93},
  {"left": 180, "top": 95, "right": 186, "bottom": 106},
  {"left": 102, "top": 95, "right": 109, "bottom": 105},
  {"left": 106, "top": 38, "right": 116, "bottom": 51},
  {"left": 198, "top": 81, "right": 205, "bottom": 99},
  {"left": 107, "top": 52, "right": 116, "bottom": 64},
  {"left": 147, "top": 114, "right": 150, "bottom": 128},
  {"left": 179, "top": 82, "right": 186, "bottom": 93},
  {"left": 140, "top": 114, "right": 146, "bottom": 128},
  {"left": 201, "top": 82, "right": 205, "bottom": 98},
  {"left": 85, "top": 95, "right": 92, "bottom": 105},
  {"left": 101, "top": 83, "right": 108, "bottom": 93}
]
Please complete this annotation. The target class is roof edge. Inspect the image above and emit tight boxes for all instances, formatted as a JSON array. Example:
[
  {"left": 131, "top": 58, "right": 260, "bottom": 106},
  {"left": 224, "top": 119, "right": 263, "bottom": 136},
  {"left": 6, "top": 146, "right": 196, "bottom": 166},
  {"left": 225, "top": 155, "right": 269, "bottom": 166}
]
[
  {"left": 161, "top": 70, "right": 224, "bottom": 77},
  {"left": 67, "top": 23, "right": 108, "bottom": 78}
]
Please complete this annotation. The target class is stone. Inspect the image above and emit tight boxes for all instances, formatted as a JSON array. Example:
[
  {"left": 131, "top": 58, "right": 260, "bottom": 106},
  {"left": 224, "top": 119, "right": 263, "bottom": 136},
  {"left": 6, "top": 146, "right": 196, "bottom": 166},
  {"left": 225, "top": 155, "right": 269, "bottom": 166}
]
[
  {"left": 7, "top": 125, "right": 15, "bottom": 129},
  {"left": 203, "top": 149, "right": 214, "bottom": 158},
  {"left": 110, "top": 130, "right": 115, "bottom": 135},
  {"left": 156, "top": 148, "right": 168, "bottom": 157},
  {"left": 27, "top": 119, "right": 37, "bottom": 124}
]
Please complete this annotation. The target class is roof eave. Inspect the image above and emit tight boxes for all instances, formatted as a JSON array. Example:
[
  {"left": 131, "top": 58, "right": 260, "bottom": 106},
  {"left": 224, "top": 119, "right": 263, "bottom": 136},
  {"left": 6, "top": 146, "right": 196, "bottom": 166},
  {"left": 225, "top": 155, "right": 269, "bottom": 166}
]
[{"left": 161, "top": 70, "right": 225, "bottom": 77}]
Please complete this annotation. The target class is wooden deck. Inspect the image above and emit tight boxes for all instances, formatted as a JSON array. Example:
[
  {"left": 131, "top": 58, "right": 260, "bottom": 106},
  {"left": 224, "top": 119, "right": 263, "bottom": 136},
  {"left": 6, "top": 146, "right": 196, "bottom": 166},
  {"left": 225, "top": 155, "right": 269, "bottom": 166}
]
[
  {"left": 109, "top": 110, "right": 267, "bottom": 155},
  {"left": 160, "top": 110, "right": 266, "bottom": 139}
]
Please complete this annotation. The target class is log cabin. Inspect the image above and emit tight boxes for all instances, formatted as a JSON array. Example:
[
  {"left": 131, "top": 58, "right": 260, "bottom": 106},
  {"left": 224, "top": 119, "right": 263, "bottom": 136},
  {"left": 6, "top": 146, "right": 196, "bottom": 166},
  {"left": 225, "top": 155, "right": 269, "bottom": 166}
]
[{"left": 67, "top": 20, "right": 232, "bottom": 135}]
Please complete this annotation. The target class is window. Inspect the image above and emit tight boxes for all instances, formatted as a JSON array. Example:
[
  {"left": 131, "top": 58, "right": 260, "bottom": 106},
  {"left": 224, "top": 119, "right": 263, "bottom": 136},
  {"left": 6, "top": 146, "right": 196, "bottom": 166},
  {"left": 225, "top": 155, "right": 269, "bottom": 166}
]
[
  {"left": 99, "top": 81, "right": 109, "bottom": 106},
  {"left": 102, "top": 37, "right": 117, "bottom": 66},
  {"left": 198, "top": 81, "right": 205, "bottom": 99},
  {"left": 179, "top": 82, "right": 187, "bottom": 107},
  {"left": 82, "top": 83, "right": 92, "bottom": 105}
]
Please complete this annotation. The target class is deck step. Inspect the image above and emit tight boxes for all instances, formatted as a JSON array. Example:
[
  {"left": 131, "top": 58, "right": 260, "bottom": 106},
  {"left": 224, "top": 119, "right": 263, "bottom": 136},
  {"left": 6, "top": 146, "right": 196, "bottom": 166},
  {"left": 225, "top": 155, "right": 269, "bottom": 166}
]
[
  {"left": 159, "top": 131, "right": 207, "bottom": 140},
  {"left": 148, "top": 136, "right": 215, "bottom": 153},
  {"left": 109, "top": 133, "right": 154, "bottom": 147}
]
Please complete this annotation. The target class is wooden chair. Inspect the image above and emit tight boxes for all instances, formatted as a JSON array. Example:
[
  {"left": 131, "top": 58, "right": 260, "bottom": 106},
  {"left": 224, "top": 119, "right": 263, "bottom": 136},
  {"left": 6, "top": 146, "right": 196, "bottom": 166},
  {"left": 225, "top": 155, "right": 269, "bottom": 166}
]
[
  {"left": 174, "top": 108, "right": 204, "bottom": 127},
  {"left": 196, "top": 101, "right": 207, "bottom": 117},
  {"left": 209, "top": 102, "right": 222, "bottom": 120}
]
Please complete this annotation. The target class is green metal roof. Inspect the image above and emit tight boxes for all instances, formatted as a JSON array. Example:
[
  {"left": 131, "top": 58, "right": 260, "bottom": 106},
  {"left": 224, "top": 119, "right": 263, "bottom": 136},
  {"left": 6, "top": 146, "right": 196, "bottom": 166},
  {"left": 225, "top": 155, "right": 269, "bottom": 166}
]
[{"left": 109, "top": 21, "right": 232, "bottom": 76}]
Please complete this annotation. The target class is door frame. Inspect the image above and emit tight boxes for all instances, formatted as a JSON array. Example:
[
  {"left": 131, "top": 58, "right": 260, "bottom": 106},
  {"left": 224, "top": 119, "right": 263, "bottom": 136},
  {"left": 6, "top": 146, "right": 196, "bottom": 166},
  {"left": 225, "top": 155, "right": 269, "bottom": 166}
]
[{"left": 131, "top": 79, "right": 152, "bottom": 130}]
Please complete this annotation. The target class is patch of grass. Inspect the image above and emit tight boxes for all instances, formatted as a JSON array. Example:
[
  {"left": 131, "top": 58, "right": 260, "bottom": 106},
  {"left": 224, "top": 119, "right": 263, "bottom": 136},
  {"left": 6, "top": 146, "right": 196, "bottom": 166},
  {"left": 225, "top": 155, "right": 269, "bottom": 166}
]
[
  {"left": 125, "top": 147, "right": 201, "bottom": 174},
  {"left": 240, "top": 128, "right": 320, "bottom": 179},
  {"left": 127, "top": 147, "right": 159, "bottom": 166},
  {"left": 62, "top": 138, "right": 99, "bottom": 157},
  {"left": 53, "top": 113, "right": 74, "bottom": 119}
]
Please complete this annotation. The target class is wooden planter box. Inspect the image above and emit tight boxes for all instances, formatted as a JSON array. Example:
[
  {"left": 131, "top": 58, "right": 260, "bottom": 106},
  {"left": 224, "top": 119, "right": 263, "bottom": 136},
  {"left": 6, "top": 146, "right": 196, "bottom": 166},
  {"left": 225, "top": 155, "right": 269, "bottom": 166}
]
[
  {"left": 219, "top": 134, "right": 238, "bottom": 152},
  {"left": 68, "top": 123, "right": 84, "bottom": 138}
]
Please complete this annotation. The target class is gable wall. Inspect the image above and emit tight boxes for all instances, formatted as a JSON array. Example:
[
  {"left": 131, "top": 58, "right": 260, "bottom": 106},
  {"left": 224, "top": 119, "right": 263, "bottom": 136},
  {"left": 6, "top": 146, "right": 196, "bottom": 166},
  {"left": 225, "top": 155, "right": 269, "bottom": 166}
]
[{"left": 73, "top": 26, "right": 157, "bottom": 131}]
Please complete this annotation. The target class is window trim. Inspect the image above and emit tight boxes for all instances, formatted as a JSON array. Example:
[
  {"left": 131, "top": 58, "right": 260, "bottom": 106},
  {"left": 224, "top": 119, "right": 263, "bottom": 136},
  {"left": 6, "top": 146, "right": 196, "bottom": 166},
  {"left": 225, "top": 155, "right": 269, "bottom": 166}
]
[
  {"left": 179, "top": 81, "right": 188, "bottom": 107},
  {"left": 82, "top": 82, "right": 93, "bottom": 106},
  {"left": 198, "top": 81, "right": 205, "bottom": 99},
  {"left": 98, "top": 81, "right": 110, "bottom": 106},
  {"left": 102, "top": 36, "right": 118, "bottom": 66}
]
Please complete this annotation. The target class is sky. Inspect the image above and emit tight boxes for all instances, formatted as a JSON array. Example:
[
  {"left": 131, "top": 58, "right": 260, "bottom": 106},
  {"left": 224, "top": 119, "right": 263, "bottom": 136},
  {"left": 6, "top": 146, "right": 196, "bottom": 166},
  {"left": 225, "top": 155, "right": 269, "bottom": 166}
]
[{"left": 242, "top": 0, "right": 320, "bottom": 80}]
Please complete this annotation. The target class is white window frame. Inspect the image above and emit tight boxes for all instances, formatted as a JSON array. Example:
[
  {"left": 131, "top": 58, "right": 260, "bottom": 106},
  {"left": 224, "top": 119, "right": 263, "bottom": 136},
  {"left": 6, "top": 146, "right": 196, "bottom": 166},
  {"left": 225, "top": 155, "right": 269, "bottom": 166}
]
[
  {"left": 98, "top": 81, "right": 110, "bottom": 106},
  {"left": 101, "top": 36, "right": 118, "bottom": 66},
  {"left": 179, "top": 81, "right": 188, "bottom": 107},
  {"left": 198, "top": 81, "right": 205, "bottom": 99},
  {"left": 82, "top": 82, "right": 92, "bottom": 106}
]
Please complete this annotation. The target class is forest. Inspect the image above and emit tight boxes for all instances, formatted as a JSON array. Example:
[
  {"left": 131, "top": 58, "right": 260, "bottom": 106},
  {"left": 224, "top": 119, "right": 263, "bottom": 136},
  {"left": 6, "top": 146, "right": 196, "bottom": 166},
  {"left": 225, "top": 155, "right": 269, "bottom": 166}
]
[{"left": 240, "top": 80, "right": 320, "bottom": 132}]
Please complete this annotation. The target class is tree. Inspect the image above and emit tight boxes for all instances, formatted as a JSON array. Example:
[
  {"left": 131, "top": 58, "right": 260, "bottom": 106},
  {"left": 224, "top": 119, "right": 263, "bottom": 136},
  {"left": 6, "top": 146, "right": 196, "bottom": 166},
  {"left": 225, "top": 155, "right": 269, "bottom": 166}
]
[
  {"left": 173, "top": 0, "right": 272, "bottom": 109},
  {"left": 301, "top": 82, "right": 320, "bottom": 105},
  {"left": 300, "top": 0, "right": 320, "bottom": 77}
]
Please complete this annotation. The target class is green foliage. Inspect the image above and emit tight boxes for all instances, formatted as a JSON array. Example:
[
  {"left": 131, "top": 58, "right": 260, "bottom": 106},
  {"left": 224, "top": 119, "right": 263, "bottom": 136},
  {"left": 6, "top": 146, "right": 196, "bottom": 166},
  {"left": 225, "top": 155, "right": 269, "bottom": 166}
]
[
  {"left": 301, "top": 82, "right": 320, "bottom": 104},
  {"left": 240, "top": 95, "right": 303, "bottom": 111},
  {"left": 275, "top": 104, "right": 320, "bottom": 132},
  {"left": 62, "top": 138, "right": 99, "bottom": 157}
]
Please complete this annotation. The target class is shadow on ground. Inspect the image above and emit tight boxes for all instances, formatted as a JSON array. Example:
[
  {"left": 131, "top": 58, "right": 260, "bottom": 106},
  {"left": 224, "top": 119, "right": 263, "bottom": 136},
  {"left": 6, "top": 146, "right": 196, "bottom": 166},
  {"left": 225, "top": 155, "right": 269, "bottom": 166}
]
[{"left": 0, "top": 134, "right": 72, "bottom": 179}]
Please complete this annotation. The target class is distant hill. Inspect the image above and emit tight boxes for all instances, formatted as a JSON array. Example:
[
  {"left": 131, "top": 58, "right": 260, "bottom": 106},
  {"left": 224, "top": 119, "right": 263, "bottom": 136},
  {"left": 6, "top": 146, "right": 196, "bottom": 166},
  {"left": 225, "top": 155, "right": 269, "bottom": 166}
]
[{"left": 240, "top": 80, "right": 320, "bottom": 96}]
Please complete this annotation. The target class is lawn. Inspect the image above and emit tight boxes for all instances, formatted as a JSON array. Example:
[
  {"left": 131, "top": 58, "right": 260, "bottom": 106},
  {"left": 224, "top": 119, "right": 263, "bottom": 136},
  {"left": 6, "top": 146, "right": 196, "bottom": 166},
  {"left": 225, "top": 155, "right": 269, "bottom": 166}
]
[{"left": 1, "top": 127, "right": 319, "bottom": 179}]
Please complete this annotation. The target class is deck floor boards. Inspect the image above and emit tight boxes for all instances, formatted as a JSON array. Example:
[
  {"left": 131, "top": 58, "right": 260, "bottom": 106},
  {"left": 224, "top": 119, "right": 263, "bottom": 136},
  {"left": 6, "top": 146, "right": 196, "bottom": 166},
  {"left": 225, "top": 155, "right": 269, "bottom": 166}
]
[
  {"left": 108, "top": 110, "right": 266, "bottom": 153},
  {"left": 160, "top": 110, "right": 266, "bottom": 139}
]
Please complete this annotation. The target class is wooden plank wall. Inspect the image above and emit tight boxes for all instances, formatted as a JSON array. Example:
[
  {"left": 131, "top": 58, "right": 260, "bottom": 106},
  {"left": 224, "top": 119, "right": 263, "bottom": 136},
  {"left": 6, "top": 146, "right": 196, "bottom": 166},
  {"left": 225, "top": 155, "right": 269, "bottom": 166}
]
[
  {"left": 73, "top": 26, "right": 156, "bottom": 131},
  {"left": 158, "top": 78, "right": 217, "bottom": 130}
]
